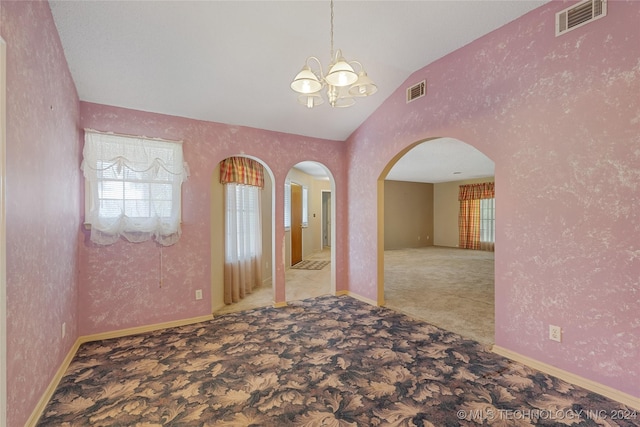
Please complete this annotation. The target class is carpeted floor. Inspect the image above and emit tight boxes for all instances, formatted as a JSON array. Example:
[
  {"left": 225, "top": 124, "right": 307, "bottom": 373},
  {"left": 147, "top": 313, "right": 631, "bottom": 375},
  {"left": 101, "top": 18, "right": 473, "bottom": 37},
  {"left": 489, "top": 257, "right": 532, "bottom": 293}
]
[
  {"left": 384, "top": 247, "right": 495, "bottom": 345},
  {"left": 38, "top": 295, "right": 638, "bottom": 426},
  {"left": 215, "top": 246, "right": 495, "bottom": 346}
]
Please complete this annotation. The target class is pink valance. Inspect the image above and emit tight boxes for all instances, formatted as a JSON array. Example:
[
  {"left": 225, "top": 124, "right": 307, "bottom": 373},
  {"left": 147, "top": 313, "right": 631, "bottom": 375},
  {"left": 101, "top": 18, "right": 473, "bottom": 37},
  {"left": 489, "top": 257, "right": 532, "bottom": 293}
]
[
  {"left": 220, "top": 157, "right": 264, "bottom": 188},
  {"left": 458, "top": 182, "right": 494, "bottom": 201}
]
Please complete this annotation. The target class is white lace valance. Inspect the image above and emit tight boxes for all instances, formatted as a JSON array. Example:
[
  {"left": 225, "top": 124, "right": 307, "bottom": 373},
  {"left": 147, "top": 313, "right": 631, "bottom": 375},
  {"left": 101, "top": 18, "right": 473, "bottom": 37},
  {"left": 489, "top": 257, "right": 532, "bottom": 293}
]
[
  {"left": 81, "top": 130, "right": 189, "bottom": 246},
  {"left": 82, "top": 131, "right": 189, "bottom": 183}
]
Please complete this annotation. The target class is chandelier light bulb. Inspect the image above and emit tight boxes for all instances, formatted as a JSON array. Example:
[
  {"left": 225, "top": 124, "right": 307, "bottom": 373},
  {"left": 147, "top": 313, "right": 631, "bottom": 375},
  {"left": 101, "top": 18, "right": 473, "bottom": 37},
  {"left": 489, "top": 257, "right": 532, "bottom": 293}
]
[
  {"left": 297, "top": 93, "right": 324, "bottom": 109},
  {"left": 325, "top": 53, "right": 358, "bottom": 87},
  {"left": 348, "top": 70, "right": 378, "bottom": 97},
  {"left": 291, "top": 66, "right": 322, "bottom": 94}
]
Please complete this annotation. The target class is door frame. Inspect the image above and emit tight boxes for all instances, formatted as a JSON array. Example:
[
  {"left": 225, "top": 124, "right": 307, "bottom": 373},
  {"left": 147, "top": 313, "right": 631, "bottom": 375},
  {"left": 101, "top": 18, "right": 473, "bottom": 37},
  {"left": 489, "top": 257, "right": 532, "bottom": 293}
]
[
  {"left": 321, "top": 190, "right": 331, "bottom": 249},
  {"left": 1, "top": 36, "right": 8, "bottom": 427},
  {"left": 377, "top": 137, "right": 496, "bottom": 343},
  {"left": 290, "top": 182, "right": 303, "bottom": 265}
]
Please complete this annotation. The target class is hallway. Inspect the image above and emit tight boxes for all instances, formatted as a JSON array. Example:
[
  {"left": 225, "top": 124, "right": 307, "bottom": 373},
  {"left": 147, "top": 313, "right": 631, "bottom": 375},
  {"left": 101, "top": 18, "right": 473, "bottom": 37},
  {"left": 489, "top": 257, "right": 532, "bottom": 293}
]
[
  {"left": 214, "top": 246, "right": 494, "bottom": 346},
  {"left": 213, "top": 249, "right": 332, "bottom": 316}
]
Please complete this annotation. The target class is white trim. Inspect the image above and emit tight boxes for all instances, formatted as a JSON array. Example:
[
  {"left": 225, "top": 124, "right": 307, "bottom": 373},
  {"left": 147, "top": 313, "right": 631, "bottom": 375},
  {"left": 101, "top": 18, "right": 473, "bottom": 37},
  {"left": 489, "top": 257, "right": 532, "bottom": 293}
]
[
  {"left": 492, "top": 345, "right": 640, "bottom": 410},
  {"left": 337, "top": 291, "right": 381, "bottom": 307},
  {"left": 273, "top": 301, "right": 288, "bottom": 309},
  {"left": 284, "top": 180, "right": 291, "bottom": 231},
  {"left": 80, "top": 314, "right": 213, "bottom": 343},
  {"left": 320, "top": 190, "right": 331, "bottom": 250},
  {"left": 329, "top": 178, "right": 336, "bottom": 296},
  {"left": 23, "top": 339, "right": 82, "bottom": 427},
  {"left": 301, "top": 185, "right": 308, "bottom": 228},
  {"left": 0, "top": 36, "right": 8, "bottom": 427}
]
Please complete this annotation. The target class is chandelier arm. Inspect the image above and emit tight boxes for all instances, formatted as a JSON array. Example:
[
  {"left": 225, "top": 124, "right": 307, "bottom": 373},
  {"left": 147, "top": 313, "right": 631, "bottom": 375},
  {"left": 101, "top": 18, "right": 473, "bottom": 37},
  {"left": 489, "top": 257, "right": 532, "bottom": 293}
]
[
  {"left": 305, "top": 56, "right": 326, "bottom": 81},
  {"left": 332, "top": 49, "right": 343, "bottom": 65},
  {"left": 348, "top": 60, "right": 364, "bottom": 73}
]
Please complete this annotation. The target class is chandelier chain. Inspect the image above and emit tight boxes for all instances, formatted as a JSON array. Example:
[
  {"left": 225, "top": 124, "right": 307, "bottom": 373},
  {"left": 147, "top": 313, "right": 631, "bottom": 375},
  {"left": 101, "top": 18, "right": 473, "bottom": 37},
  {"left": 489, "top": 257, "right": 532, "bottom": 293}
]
[{"left": 330, "top": 0, "right": 334, "bottom": 60}]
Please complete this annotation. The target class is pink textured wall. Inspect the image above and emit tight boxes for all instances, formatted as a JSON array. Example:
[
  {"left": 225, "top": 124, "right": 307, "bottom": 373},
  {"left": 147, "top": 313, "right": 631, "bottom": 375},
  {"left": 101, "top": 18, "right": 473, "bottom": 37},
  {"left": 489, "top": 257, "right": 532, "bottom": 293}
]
[
  {"left": 3, "top": 0, "right": 638, "bottom": 422},
  {"left": 347, "top": 1, "right": 639, "bottom": 397},
  {"left": 0, "top": 1, "right": 81, "bottom": 426},
  {"left": 79, "top": 103, "right": 348, "bottom": 335}
]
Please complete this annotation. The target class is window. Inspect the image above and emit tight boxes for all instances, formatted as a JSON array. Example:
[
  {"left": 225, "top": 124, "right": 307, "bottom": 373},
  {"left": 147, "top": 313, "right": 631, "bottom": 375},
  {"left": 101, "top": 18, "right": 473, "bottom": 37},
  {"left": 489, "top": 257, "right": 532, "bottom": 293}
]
[
  {"left": 225, "top": 184, "right": 261, "bottom": 260},
  {"left": 284, "top": 180, "right": 291, "bottom": 229},
  {"left": 459, "top": 182, "right": 494, "bottom": 251},
  {"left": 302, "top": 186, "right": 308, "bottom": 227},
  {"left": 219, "top": 156, "right": 264, "bottom": 304},
  {"left": 480, "top": 198, "right": 495, "bottom": 244},
  {"left": 82, "top": 131, "right": 188, "bottom": 246},
  {"left": 284, "top": 181, "right": 308, "bottom": 229}
]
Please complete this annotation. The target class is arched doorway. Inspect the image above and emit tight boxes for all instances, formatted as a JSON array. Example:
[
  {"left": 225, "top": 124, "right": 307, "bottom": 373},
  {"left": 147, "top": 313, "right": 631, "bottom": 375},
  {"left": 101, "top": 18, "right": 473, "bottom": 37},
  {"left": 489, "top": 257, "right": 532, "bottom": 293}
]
[
  {"left": 284, "top": 161, "right": 336, "bottom": 302},
  {"left": 378, "top": 137, "right": 496, "bottom": 344},
  {"left": 211, "top": 156, "right": 276, "bottom": 314}
]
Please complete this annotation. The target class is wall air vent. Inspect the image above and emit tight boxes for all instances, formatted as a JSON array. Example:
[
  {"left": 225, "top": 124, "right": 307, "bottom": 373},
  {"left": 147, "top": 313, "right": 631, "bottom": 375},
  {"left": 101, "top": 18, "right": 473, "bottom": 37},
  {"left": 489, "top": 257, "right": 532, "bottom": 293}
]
[
  {"left": 406, "top": 80, "right": 426, "bottom": 103},
  {"left": 556, "top": 0, "right": 607, "bottom": 36}
]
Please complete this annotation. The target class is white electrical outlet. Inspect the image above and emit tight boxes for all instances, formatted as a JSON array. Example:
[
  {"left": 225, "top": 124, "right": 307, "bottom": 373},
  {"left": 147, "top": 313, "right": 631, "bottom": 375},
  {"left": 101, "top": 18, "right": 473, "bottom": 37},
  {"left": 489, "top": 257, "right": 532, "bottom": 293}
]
[
  {"left": 549, "top": 325, "right": 562, "bottom": 342},
  {"left": 62, "top": 322, "right": 66, "bottom": 339},
  {"left": 195, "top": 289, "right": 203, "bottom": 300}
]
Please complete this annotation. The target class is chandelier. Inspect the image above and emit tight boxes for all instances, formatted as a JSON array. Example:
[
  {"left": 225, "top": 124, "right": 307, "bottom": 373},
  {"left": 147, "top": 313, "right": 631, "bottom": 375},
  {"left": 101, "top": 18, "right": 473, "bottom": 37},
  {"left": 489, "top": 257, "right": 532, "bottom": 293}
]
[{"left": 290, "top": 0, "right": 377, "bottom": 108}]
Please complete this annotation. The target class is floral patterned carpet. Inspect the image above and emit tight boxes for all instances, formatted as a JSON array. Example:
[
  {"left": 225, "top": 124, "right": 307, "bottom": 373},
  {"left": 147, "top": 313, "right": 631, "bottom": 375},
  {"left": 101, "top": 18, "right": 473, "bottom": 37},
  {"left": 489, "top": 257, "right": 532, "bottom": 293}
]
[{"left": 39, "top": 295, "right": 638, "bottom": 426}]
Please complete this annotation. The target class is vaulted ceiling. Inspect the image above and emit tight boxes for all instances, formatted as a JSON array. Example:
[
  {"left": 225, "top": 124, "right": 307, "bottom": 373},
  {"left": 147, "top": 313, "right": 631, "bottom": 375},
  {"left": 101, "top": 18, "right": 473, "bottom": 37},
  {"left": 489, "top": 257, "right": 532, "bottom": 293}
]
[{"left": 50, "top": 0, "right": 547, "bottom": 181}]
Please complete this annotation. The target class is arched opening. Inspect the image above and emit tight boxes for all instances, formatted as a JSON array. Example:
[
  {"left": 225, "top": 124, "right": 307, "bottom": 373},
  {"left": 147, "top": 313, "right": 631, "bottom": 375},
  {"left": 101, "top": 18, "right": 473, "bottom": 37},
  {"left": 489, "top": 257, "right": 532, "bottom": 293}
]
[
  {"left": 377, "top": 137, "right": 495, "bottom": 344},
  {"left": 210, "top": 156, "right": 276, "bottom": 314},
  {"left": 283, "top": 161, "right": 336, "bottom": 302}
]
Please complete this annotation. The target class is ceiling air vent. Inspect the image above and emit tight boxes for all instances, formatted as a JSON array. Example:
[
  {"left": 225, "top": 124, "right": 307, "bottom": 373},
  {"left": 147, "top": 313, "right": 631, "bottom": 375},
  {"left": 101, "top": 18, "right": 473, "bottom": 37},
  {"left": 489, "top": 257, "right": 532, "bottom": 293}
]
[
  {"left": 556, "top": 0, "right": 607, "bottom": 36},
  {"left": 406, "top": 80, "right": 426, "bottom": 103}
]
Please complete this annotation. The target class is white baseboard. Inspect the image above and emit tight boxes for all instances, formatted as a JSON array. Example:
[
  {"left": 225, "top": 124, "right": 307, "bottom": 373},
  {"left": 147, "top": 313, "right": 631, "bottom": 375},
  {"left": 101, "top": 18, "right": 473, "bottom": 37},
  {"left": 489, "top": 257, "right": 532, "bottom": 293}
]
[
  {"left": 26, "top": 314, "right": 214, "bottom": 426},
  {"left": 337, "top": 290, "right": 381, "bottom": 307},
  {"left": 24, "top": 338, "right": 82, "bottom": 427},
  {"left": 80, "top": 314, "right": 213, "bottom": 343},
  {"left": 212, "top": 302, "right": 226, "bottom": 313},
  {"left": 492, "top": 345, "right": 640, "bottom": 410}
]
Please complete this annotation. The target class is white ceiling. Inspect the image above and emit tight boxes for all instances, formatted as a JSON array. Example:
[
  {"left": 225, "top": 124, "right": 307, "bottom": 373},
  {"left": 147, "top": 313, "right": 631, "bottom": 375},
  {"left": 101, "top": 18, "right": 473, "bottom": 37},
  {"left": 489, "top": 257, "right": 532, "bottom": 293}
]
[
  {"left": 295, "top": 137, "right": 494, "bottom": 182},
  {"left": 49, "top": 0, "right": 544, "bottom": 182},
  {"left": 386, "top": 138, "right": 494, "bottom": 183}
]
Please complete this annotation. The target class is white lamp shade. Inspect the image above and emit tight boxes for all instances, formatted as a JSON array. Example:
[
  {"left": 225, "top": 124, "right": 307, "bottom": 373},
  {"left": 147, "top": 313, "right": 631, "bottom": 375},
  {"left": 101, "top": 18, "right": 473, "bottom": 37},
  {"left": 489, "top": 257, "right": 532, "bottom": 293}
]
[
  {"left": 348, "top": 71, "right": 378, "bottom": 97},
  {"left": 291, "top": 66, "right": 323, "bottom": 94},
  {"left": 331, "top": 95, "right": 355, "bottom": 108},
  {"left": 325, "top": 58, "right": 358, "bottom": 87},
  {"left": 327, "top": 85, "right": 355, "bottom": 108},
  {"left": 297, "top": 93, "right": 324, "bottom": 108}
]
